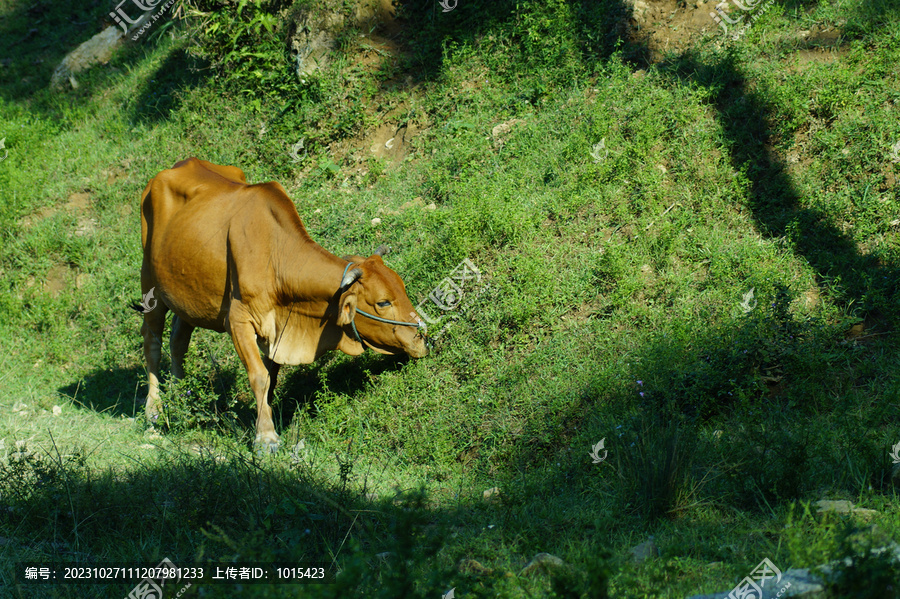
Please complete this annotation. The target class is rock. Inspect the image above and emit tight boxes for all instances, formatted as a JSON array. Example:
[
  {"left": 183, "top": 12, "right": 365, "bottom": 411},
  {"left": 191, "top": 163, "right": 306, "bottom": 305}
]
[
  {"left": 52, "top": 406, "right": 62, "bottom": 416},
  {"left": 371, "top": 217, "right": 382, "bottom": 226},
  {"left": 482, "top": 487, "right": 501, "bottom": 502},
  {"left": 630, "top": 538, "right": 659, "bottom": 562},
  {"left": 290, "top": 0, "right": 395, "bottom": 78},
  {"left": 50, "top": 26, "right": 125, "bottom": 89},
  {"left": 687, "top": 544, "right": 900, "bottom": 599},
  {"left": 686, "top": 567, "right": 825, "bottom": 599},
  {"left": 519, "top": 553, "right": 565, "bottom": 576}
]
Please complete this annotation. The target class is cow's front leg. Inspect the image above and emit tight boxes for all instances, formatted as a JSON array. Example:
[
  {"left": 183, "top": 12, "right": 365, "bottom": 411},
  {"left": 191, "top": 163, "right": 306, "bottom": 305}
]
[
  {"left": 230, "top": 321, "right": 280, "bottom": 452},
  {"left": 262, "top": 355, "right": 282, "bottom": 411}
]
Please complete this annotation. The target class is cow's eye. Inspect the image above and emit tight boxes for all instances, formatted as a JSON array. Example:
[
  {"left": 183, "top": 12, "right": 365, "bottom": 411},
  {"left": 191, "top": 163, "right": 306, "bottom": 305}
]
[{"left": 377, "top": 301, "right": 391, "bottom": 308}]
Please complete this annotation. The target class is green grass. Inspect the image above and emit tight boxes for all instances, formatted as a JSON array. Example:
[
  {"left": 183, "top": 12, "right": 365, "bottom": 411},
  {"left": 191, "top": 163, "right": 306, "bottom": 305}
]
[{"left": 2, "top": 0, "right": 900, "bottom": 597}]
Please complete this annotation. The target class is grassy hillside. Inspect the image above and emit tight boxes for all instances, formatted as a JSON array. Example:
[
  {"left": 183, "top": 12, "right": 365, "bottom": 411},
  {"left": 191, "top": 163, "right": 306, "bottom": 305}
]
[{"left": 1, "top": 0, "right": 900, "bottom": 597}]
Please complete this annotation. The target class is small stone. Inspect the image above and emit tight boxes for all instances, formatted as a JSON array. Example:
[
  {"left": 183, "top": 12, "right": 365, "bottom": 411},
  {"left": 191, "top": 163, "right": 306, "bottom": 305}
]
[
  {"left": 520, "top": 553, "right": 565, "bottom": 576},
  {"left": 52, "top": 406, "right": 62, "bottom": 416},
  {"left": 630, "top": 538, "right": 660, "bottom": 562},
  {"left": 816, "top": 499, "right": 854, "bottom": 514},
  {"left": 483, "top": 487, "right": 501, "bottom": 502},
  {"left": 371, "top": 217, "right": 382, "bottom": 226}
]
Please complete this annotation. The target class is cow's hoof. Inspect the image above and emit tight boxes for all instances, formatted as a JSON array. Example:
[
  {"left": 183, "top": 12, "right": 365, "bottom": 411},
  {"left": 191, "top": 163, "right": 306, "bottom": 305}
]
[
  {"left": 254, "top": 434, "right": 280, "bottom": 455},
  {"left": 145, "top": 407, "right": 160, "bottom": 423}
]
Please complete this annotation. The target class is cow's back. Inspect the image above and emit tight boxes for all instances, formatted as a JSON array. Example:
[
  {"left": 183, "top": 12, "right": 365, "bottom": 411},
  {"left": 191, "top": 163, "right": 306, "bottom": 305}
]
[{"left": 140, "top": 158, "right": 250, "bottom": 330}]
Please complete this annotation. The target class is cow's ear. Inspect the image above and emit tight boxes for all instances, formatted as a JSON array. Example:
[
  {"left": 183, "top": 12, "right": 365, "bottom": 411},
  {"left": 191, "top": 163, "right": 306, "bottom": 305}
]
[{"left": 338, "top": 292, "right": 357, "bottom": 326}]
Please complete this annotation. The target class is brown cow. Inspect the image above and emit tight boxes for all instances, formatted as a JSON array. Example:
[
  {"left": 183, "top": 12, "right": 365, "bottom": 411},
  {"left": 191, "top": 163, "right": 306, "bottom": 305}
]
[{"left": 137, "top": 158, "right": 427, "bottom": 451}]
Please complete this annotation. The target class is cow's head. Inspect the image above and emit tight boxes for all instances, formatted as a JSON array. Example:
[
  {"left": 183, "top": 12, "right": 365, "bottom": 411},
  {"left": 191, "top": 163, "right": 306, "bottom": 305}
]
[{"left": 337, "top": 247, "right": 427, "bottom": 358}]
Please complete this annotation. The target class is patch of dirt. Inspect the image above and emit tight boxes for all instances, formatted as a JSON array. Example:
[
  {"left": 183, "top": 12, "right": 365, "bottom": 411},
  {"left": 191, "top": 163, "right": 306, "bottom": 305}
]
[
  {"left": 368, "top": 122, "right": 418, "bottom": 161},
  {"left": 625, "top": 0, "right": 720, "bottom": 60},
  {"left": 43, "top": 264, "right": 70, "bottom": 298},
  {"left": 625, "top": 0, "right": 848, "bottom": 65},
  {"left": 784, "top": 26, "right": 849, "bottom": 73},
  {"left": 20, "top": 190, "right": 96, "bottom": 235},
  {"left": 20, "top": 191, "right": 88, "bottom": 226},
  {"left": 101, "top": 158, "right": 132, "bottom": 186}
]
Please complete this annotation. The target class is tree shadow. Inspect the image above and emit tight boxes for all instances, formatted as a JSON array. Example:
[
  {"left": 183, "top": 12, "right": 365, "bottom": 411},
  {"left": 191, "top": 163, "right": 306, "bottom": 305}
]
[
  {"left": 124, "top": 43, "right": 210, "bottom": 125},
  {"left": 58, "top": 365, "right": 148, "bottom": 419},
  {"left": 655, "top": 42, "right": 900, "bottom": 318},
  {"left": 497, "top": 0, "right": 900, "bottom": 526},
  {"left": 0, "top": 1, "right": 208, "bottom": 125},
  {"left": 358, "top": 0, "right": 646, "bottom": 90},
  {"left": 0, "top": 0, "right": 113, "bottom": 102}
]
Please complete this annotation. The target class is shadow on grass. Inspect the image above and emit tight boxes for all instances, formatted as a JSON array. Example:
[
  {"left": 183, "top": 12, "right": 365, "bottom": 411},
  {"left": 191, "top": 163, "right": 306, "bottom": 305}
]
[
  {"left": 0, "top": 436, "right": 477, "bottom": 598},
  {"left": 657, "top": 46, "right": 900, "bottom": 319},
  {"left": 57, "top": 346, "right": 414, "bottom": 448},
  {"left": 0, "top": 1, "right": 113, "bottom": 102},
  {"left": 0, "top": 1, "right": 209, "bottom": 125},
  {"left": 388, "top": 0, "right": 644, "bottom": 82},
  {"left": 58, "top": 365, "right": 148, "bottom": 419},
  {"left": 124, "top": 43, "right": 210, "bottom": 125},
  {"left": 498, "top": 3, "right": 900, "bottom": 523}
]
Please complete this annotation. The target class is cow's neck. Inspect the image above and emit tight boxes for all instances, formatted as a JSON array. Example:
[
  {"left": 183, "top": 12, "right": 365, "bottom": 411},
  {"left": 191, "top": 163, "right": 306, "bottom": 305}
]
[{"left": 261, "top": 229, "right": 363, "bottom": 362}]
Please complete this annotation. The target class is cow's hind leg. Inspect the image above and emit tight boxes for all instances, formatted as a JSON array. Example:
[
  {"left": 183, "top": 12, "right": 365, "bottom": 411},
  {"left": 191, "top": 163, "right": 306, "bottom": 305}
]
[
  {"left": 230, "top": 320, "right": 280, "bottom": 452},
  {"left": 170, "top": 315, "right": 195, "bottom": 381},
  {"left": 141, "top": 304, "right": 169, "bottom": 422}
]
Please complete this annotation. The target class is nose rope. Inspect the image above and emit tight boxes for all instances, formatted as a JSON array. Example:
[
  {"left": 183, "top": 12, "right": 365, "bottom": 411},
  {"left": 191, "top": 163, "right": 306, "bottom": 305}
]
[{"left": 340, "top": 262, "right": 426, "bottom": 345}]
